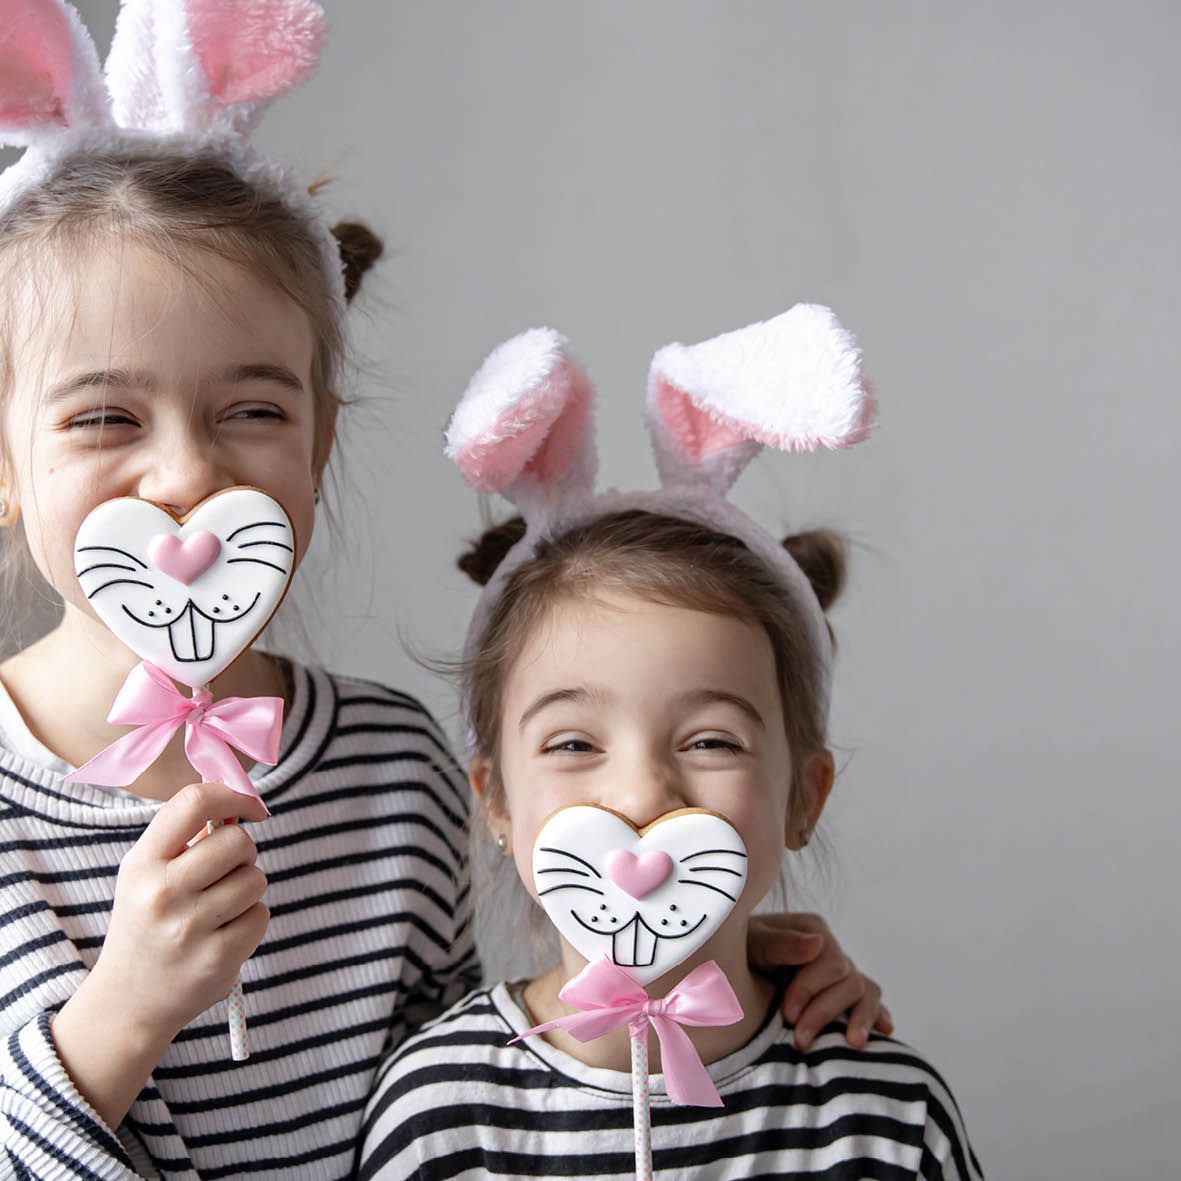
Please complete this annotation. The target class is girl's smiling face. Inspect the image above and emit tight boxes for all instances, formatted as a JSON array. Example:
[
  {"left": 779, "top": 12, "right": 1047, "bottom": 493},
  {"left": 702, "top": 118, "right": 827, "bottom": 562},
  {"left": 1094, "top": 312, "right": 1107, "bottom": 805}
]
[
  {"left": 0, "top": 241, "right": 331, "bottom": 620},
  {"left": 481, "top": 592, "right": 832, "bottom": 937}
]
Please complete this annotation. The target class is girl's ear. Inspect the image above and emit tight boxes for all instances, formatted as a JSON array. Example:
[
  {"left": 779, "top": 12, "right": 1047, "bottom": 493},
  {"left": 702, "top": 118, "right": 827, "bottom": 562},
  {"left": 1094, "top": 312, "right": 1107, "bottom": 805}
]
[
  {"left": 465, "top": 760, "right": 503, "bottom": 817},
  {"left": 311, "top": 395, "right": 339, "bottom": 483},
  {"left": 646, "top": 304, "right": 874, "bottom": 497},
  {"left": 468, "top": 756, "right": 510, "bottom": 830},
  {"left": 446, "top": 327, "right": 597, "bottom": 523},
  {"left": 786, "top": 750, "right": 835, "bottom": 851}
]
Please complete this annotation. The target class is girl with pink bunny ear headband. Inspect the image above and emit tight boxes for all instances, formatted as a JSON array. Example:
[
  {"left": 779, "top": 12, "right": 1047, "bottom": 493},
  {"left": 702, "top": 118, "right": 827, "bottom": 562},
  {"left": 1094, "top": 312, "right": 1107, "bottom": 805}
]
[
  {"left": 0, "top": 0, "right": 345, "bottom": 308},
  {"left": 447, "top": 302, "right": 875, "bottom": 732}
]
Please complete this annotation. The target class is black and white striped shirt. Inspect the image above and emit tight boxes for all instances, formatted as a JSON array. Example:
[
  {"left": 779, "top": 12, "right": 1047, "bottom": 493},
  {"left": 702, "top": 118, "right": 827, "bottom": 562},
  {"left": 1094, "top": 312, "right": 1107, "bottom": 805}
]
[
  {"left": 0, "top": 665, "right": 479, "bottom": 1179},
  {"left": 358, "top": 983, "right": 983, "bottom": 1180}
]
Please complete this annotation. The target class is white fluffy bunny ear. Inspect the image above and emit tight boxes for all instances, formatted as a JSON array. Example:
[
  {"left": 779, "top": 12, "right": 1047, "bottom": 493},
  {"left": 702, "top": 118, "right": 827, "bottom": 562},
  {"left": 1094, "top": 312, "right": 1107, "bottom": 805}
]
[
  {"left": 446, "top": 328, "right": 597, "bottom": 522},
  {"left": 0, "top": 0, "right": 111, "bottom": 147},
  {"left": 646, "top": 303, "right": 875, "bottom": 496},
  {"left": 106, "top": 0, "right": 326, "bottom": 136}
]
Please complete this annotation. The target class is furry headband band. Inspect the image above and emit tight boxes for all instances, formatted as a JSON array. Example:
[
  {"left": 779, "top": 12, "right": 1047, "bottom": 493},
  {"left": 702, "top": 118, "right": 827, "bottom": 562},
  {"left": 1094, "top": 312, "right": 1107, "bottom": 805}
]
[
  {"left": 0, "top": 0, "right": 343, "bottom": 310},
  {"left": 446, "top": 303, "right": 876, "bottom": 732}
]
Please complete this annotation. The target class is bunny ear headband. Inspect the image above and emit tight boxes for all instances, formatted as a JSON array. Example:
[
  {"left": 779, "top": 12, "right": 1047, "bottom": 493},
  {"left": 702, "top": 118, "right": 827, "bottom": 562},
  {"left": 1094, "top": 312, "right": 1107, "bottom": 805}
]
[
  {"left": 0, "top": 0, "right": 343, "bottom": 309},
  {"left": 446, "top": 303, "right": 876, "bottom": 731}
]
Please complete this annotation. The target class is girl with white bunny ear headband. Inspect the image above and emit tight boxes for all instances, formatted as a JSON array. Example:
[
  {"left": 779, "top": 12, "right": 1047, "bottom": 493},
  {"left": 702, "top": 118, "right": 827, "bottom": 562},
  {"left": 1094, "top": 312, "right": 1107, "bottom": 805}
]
[
  {"left": 0, "top": 0, "right": 345, "bottom": 309},
  {"left": 447, "top": 302, "right": 875, "bottom": 732},
  {"left": 353, "top": 309, "right": 987, "bottom": 1181}
]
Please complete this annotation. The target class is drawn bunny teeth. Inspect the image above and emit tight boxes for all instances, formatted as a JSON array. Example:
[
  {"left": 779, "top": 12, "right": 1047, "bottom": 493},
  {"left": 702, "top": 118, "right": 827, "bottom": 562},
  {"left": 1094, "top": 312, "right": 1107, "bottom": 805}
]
[
  {"left": 168, "top": 603, "right": 216, "bottom": 662},
  {"left": 613, "top": 917, "right": 661, "bottom": 968}
]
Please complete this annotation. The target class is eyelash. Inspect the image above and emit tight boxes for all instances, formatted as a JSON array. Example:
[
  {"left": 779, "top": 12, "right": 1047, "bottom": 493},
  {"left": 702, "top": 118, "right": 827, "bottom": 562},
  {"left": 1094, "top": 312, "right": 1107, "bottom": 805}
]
[
  {"left": 686, "top": 737, "right": 743, "bottom": 754},
  {"left": 542, "top": 738, "right": 596, "bottom": 755},
  {"left": 227, "top": 405, "right": 285, "bottom": 421},
  {"left": 67, "top": 411, "right": 136, "bottom": 429}
]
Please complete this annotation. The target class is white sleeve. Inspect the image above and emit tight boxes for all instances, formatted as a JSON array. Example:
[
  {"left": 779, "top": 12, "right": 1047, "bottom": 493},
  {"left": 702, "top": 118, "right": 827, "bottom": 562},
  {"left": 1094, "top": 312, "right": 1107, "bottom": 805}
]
[{"left": 0, "top": 1011, "right": 142, "bottom": 1179}]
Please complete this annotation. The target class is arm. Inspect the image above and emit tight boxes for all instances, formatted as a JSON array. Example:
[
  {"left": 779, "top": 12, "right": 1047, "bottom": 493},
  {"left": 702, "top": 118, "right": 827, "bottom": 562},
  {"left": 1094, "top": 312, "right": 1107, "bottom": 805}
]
[
  {"left": 391, "top": 714, "right": 482, "bottom": 1043},
  {"left": 919, "top": 1073, "right": 984, "bottom": 1180},
  {"left": 748, "top": 912, "right": 892, "bottom": 1050},
  {"left": 0, "top": 1014, "right": 142, "bottom": 1179}
]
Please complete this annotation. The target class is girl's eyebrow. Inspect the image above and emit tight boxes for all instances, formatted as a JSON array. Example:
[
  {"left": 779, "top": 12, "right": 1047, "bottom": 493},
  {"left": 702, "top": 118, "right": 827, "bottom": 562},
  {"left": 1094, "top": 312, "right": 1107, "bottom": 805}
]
[
  {"left": 677, "top": 689, "right": 766, "bottom": 730},
  {"left": 46, "top": 363, "right": 305, "bottom": 403},
  {"left": 518, "top": 686, "right": 610, "bottom": 731},
  {"left": 46, "top": 368, "right": 152, "bottom": 403},
  {"left": 218, "top": 363, "right": 306, "bottom": 393}
]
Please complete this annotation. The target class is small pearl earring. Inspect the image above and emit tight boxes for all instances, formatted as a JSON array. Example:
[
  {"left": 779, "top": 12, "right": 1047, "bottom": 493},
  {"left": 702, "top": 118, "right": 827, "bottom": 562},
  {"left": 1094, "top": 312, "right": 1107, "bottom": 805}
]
[
  {"left": 313, "top": 488, "right": 321, "bottom": 506},
  {"left": 495, "top": 832, "right": 509, "bottom": 854},
  {"left": 0, "top": 499, "right": 7, "bottom": 520}
]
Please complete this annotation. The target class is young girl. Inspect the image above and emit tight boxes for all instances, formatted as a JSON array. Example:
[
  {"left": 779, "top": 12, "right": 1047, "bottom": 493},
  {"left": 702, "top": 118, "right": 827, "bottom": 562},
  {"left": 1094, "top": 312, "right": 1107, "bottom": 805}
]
[
  {"left": 357, "top": 319, "right": 982, "bottom": 1179},
  {"left": 0, "top": 2, "right": 887, "bottom": 1176}
]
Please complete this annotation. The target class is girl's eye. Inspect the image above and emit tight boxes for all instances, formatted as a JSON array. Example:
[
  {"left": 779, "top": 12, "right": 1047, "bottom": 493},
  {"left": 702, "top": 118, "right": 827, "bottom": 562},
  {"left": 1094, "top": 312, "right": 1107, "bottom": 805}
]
[
  {"left": 225, "top": 404, "right": 285, "bottom": 422},
  {"left": 67, "top": 410, "right": 137, "bottom": 429},
  {"left": 685, "top": 736, "right": 743, "bottom": 754},
  {"left": 542, "top": 738, "right": 596, "bottom": 755}
]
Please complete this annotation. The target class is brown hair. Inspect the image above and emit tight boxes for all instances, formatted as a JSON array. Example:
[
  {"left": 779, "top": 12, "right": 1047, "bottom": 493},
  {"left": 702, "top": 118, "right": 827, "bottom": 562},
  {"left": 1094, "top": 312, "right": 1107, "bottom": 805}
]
[
  {"left": 0, "top": 148, "right": 382, "bottom": 650},
  {"left": 458, "top": 509, "right": 846, "bottom": 834}
]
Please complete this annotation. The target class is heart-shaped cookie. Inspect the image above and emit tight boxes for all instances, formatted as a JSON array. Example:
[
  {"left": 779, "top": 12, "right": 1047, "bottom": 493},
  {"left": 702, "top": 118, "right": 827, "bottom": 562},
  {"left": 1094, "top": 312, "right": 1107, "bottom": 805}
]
[
  {"left": 74, "top": 488, "right": 295, "bottom": 688},
  {"left": 532, "top": 804, "right": 749, "bottom": 986}
]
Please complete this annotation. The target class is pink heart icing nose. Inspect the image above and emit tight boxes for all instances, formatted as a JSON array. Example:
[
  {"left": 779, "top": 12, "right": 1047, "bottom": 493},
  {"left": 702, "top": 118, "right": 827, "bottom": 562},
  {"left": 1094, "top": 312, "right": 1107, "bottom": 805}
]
[
  {"left": 147, "top": 531, "right": 221, "bottom": 585},
  {"left": 605, "top": 848, "right": 673, "bottom": 899}
]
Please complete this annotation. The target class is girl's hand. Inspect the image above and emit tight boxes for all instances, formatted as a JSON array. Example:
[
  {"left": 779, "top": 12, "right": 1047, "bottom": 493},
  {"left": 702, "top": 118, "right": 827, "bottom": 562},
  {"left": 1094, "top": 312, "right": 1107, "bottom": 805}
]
[
  {"left": 748, "top": 912, "right": 893, "bottom": 1051},
  {"left": 94, "top": 780, "right": 270, "bottom": 1036},
  {"left": 52, "top": 782, "right": 269, "bottom": 1130}
]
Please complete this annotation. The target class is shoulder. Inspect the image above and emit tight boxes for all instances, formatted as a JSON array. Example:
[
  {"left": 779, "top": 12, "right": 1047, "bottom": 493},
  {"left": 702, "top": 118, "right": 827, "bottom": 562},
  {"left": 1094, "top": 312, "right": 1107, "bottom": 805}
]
[
  {"left": 375, "top": 986, "right": 509, "bottom": 1088},
  {"left": 274, "top": 664, "right": 468, "bottom": 809},
  {"left": 360, "top": 986, "right": 517, "bottom": 1174},
  {"left": 760, "top": 1025, "right": 983, "bottom": 1179}
]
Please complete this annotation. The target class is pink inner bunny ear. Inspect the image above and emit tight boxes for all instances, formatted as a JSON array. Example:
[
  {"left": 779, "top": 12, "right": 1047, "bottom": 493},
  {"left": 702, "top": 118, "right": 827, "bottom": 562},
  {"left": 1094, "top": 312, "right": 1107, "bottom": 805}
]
[
  {"left": 651, "top": 376, "right": 750, "bottom": 461},
  {"left": 647, "top": 304, "right": 872, "bottom": 493},
  {"left": 0, "top": 0, "right": 74, "bottom": 132},
  {"left": 447, "top": 328, "right": 596, "bottom": 511},
  {"left": 184, "top": 0, "right": 324, "bottom": 108}
]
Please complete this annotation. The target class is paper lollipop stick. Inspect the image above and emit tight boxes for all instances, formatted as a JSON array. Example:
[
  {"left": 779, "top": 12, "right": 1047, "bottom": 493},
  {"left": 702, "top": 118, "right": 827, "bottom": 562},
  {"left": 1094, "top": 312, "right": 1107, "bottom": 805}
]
[
  {"left": 631, "top": 1029, "right": 652, "bottom": 1180},
  {"left": 207, "top": 818, "right": 250, "bottom": 1061},
  {"left": 65, "top": 487, "right": 296, "bottom": 1062},
  {"left": 518, "top": 804, "right": 749, "bottom": 1178}
]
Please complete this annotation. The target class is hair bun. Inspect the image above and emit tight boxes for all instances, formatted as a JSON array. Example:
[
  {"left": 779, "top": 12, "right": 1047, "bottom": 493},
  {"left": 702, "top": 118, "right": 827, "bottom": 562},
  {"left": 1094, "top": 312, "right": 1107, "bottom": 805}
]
[
  {"left": 331, "top": 220, "right": 384, "bottom": 302},
  {"left": 458, "top": 516, "right": 527, "bottom": 586},
  {"left": 782, "top": 528, "right": 847, "bottom": 612}
]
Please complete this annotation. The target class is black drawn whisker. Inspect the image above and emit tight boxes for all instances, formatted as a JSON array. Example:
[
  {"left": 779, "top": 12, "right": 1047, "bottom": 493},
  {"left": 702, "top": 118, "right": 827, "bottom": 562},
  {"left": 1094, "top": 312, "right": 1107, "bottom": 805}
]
[
  {"left": 688, "top": 866, "right": 744, "bottom": 877},
  {"left": 87, "top": 578, "right": 155, "bottom": 599},
  {"left": 676, "top": 878, "right": 737, "bottom": 902},
  {"left": 237, "top": 540, "right": 294, "bottom": 552},
  {"left": 680, "top": 848, "right": 748, "bottom": 863},
  {"left": 537, "top": 884, "right": 605, "bottom": 897},
  {"left": 226, "top": 557, "right": 290, "bottom": 575},
  {"left": 537, "top": 847, "right": 603, "bottom": 878},
  {"left": 226, "top": 520, "right": 288, "bottom": 542},
  {"left": 77, "top": 562, "right": 137, "bottom": 578},
  {"left": 537, "top": 867, "right": 591, "bottom": 878},
  {"left": 76, "top": 545, "right": 147, "bottom": 569}
]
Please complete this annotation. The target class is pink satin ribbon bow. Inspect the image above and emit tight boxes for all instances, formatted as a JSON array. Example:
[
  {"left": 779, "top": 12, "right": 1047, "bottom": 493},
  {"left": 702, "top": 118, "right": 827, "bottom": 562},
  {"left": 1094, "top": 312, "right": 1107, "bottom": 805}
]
[
  {"left": 64, "top": 661, "right": 280, "bottom": 810},
  {"left": 513, "top": 956, "right": 743, "bottom": 1106}
]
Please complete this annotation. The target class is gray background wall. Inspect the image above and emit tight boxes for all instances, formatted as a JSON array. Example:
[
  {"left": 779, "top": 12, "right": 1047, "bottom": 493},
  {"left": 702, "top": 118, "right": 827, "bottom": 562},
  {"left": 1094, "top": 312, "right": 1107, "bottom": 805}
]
[{"left": 10, "top": 3, "right": 1180, "bottom": 1176}]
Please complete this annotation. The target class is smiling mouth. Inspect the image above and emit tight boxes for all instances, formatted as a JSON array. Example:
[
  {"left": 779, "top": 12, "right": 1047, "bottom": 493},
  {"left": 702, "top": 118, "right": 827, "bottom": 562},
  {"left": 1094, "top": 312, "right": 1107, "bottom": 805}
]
[{"left": 123, "top": 594, "right": 259, "bottom": 663}]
